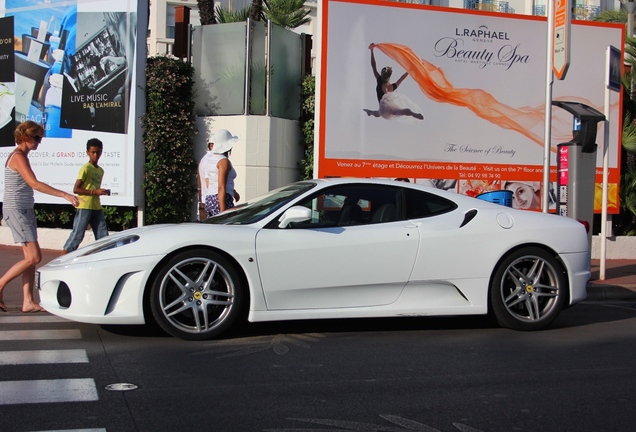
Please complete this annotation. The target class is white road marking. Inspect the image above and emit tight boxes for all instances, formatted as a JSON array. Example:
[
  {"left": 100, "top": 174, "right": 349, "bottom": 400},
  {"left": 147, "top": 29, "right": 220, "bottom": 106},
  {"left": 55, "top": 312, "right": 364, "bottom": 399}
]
[
  {"left": 0, "top": 315, "right": 71, "bottom": 324},
  {"left": 0, "top": 319, "right": 103, "bottom": 430},
  {"left": 0, "top": 379, "right": 98, "bottom": 405},
  {"left": 0, "top": 349, "right": 89, "bottom": 365},
  {"left": 30, "top": 429, "right": 106, "bottom": 432},
  {"left": 0, "top": 329, "right": 82, "bottom": 340}
]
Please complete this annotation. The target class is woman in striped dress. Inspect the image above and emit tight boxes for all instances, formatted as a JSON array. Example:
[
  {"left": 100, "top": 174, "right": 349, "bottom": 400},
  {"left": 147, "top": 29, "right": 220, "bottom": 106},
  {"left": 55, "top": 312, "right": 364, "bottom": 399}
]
[{"left": 0, "top": 121, "right": 79, "bottom": 313}]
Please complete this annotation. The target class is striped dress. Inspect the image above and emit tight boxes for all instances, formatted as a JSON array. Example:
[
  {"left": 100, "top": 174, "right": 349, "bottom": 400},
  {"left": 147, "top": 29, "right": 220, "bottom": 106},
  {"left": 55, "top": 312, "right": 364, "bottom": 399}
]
[{"left": 3, "top": 152, "right": 34, "bottom": 209}]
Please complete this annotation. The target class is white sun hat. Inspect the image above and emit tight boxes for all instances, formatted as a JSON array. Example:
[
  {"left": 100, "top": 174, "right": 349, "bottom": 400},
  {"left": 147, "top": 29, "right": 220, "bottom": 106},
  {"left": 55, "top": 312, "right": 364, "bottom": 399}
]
[{"left": 213, "top": 129, "right": 240, "bottom": 154}]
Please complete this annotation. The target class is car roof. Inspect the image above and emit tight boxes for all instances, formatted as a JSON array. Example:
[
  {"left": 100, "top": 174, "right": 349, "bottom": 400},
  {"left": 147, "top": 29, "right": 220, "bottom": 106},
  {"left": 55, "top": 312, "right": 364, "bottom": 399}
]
[{"left": 305, "top": 177, "right": 506, "bottom": 210}]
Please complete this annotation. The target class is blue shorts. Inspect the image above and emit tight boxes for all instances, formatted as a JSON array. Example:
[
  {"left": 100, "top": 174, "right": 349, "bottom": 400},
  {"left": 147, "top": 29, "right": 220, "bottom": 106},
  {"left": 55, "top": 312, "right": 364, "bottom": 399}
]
[
  {"left": 204, "top": 194, "right": 235, "bottom": 218},
  {"left": 3, "top": 208, "right": 38, "bottom": 244}
]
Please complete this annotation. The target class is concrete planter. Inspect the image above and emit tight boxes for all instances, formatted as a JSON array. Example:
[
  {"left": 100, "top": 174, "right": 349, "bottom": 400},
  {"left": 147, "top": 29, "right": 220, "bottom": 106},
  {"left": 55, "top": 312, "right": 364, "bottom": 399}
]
[{"left": 591, "top": 235, "right": 636, "bottom": 260}]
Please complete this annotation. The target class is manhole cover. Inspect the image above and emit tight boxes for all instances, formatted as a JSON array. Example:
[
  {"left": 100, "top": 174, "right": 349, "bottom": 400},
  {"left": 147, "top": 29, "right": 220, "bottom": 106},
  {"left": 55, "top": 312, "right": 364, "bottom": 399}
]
[{"left": 105, "top": 383, "right": 138, "bottom": 391}]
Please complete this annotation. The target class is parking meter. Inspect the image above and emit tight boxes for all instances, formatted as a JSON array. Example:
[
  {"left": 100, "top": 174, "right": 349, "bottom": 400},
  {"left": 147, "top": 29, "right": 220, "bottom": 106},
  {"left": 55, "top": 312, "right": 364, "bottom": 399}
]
[{"left": 552, "top": 101, "right": 605, "bottom": 246}]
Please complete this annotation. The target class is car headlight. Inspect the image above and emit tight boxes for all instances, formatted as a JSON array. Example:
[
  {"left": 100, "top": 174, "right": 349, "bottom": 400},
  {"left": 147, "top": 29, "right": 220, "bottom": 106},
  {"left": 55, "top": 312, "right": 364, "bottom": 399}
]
[{"left": 80, "top": 235, "right": 140, "bottom": 256}]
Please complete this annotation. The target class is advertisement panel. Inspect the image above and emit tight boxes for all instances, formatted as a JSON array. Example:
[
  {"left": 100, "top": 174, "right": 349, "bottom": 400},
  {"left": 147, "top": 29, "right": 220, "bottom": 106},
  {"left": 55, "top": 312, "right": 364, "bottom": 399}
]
[
  {"left": 318, "top": 0, "right": 623, "bottom": 213},
  {"left": 0, "top": 0, "right": 146, "bottom": 206}
]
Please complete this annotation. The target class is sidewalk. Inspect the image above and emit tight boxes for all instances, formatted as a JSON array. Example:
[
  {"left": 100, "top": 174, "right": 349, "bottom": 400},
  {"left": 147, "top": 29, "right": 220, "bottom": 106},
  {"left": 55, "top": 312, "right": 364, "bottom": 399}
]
[
  {"left": 1, "top": 246, "right": 64, "bottom": 312},
  {"left": 588, "top": 259, "right": 636, "bottom": 301},
  {"left": 0, "top": 245, "right": 635, "bottom": 312}
]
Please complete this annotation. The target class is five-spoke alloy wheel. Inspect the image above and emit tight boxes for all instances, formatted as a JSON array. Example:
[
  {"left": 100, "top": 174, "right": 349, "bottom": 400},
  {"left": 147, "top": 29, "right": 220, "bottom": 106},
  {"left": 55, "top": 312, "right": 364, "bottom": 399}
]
[
  {"left": 150, "top": 249, "right": 243, "bottom": 340},
  {"left": 490, "top": 247, "right": 567, "bottom": 331}
]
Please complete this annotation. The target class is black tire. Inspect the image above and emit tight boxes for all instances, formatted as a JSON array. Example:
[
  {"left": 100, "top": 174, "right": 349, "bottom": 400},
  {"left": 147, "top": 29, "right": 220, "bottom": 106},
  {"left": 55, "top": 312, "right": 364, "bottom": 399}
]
[
  {"left": 490, "top": 247, "right": 566, "bottom": 331},
  {"left": 149, "top": 249, "right": 243, "bottom": 340}
]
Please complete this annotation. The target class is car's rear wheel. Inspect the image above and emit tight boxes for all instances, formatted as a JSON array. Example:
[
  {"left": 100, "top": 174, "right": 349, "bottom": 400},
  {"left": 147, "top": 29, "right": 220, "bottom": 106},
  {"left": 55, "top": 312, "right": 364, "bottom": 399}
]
[
  {"left": 490, "top": 247, "right": 566, "bottom": 331},
  {"left": 150, "top": 249, "right": 243, "bottom": 340}
]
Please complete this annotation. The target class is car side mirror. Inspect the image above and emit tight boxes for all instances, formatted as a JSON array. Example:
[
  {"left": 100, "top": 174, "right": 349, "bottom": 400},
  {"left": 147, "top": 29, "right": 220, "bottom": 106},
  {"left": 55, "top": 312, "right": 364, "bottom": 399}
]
[{"left": 278, "top": 206, "right": 312, "bottom": 228}]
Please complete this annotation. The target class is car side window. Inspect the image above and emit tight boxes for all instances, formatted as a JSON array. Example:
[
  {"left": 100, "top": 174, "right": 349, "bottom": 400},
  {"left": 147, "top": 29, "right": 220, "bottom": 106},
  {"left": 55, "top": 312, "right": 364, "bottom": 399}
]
[
  {"left": 283, "top": 184, "right": 401, "bottom": 228},
  {"left": 300, "top": 192, "right": 350, "bottom": 228},
  {"left": 404, "top": 188, "right": 457, "bottom": 219}
]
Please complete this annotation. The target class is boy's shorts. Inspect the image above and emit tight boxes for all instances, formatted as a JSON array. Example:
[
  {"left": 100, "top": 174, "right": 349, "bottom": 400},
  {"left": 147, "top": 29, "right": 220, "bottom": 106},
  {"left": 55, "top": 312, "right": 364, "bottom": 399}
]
[{"left": 3, "top": 208, "right": 38, "bottom": 244}]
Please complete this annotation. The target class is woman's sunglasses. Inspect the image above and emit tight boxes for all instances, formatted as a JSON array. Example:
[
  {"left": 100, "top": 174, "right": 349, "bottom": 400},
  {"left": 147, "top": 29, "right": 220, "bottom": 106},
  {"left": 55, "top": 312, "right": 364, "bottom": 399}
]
[{"left": 32, "top": 135, "right": 43, "bottom": 143}]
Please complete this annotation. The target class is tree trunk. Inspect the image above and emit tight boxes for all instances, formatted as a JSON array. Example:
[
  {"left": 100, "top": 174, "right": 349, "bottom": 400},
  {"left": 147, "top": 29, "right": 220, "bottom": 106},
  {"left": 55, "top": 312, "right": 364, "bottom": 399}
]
[
  {"left": 250, "top": 0, "right": 263, "bottom": 22},
  {"left": 197, "top": 0, "right": 216, "bottom": 25}
]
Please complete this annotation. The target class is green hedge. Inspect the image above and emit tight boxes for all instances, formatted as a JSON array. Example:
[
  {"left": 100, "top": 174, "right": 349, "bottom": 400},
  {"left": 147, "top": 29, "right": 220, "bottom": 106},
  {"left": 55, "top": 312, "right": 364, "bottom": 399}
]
[
  {"left": 32, "top": 204, "right": 136, "bottom": 231},
  {"left": 141, "top": 56, "right": 197, "bottom": 225},
  {"left": 300, "top": 74, "right": 315, "bottom": 180}
]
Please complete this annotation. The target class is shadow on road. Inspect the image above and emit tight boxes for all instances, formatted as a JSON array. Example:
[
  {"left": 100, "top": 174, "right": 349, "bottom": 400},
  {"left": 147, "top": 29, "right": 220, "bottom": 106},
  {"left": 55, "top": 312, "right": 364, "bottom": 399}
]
[{"left": 95, "top": 301, "right": 636, "bottom": 341}]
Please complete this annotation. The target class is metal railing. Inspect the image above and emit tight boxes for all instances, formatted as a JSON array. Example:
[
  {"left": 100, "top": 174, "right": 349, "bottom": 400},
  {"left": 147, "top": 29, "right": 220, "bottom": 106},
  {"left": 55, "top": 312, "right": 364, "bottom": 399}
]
[
  {"left": 464, "top": 0, "right": 515, "bottom": 14},
  {"left": 572, "top": 4, "right": 601, "bottom": 20},
  {"left": 533, "top": 3, "right": 600, "bottom": 19}
]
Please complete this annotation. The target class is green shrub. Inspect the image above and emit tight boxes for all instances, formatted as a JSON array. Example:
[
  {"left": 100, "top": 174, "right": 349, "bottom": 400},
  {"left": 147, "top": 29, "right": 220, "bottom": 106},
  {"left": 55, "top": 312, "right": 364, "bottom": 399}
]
[
  {"left": 29, "top": 204, "right": 137, "bottom": 231},
  {"left": 141, "top": 56, "right": 197, "bottom": 224},
  {"left": 299, "top": 74, "right": 315, "bottom": 180}
]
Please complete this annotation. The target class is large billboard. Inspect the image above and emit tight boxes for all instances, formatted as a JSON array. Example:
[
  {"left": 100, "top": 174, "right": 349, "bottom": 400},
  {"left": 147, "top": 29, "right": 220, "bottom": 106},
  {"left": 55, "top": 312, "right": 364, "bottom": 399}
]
[
  {"left": 318, "top": 0, "right": 623, "bottom": 212},
  {"left": 0, "top": 0, "right": 147, "bottom": 206}
]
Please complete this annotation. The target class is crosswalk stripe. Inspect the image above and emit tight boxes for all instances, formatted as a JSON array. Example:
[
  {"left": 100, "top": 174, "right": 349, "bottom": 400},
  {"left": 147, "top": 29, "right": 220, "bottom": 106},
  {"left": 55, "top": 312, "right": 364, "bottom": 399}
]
[
  {"left": 30, "top": 429, "right": 106, "bottom": 432},
  {"left": 0, "top": 315, "right": 71, "bottom": 324},
  {"left": 0, "top": 378, "right": 99, "bottom": 404},
  {"left": 0, "top": 329, "right": 82, "bottom": 340},
  {"left": 0, "top": 349, "right": 89, "bottom": 365}
]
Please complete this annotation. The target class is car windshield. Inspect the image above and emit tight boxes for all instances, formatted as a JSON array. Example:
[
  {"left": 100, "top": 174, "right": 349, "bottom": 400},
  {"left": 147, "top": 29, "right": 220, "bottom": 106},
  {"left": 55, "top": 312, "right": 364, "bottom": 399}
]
[{"left": 202, "top": 181, "right": 317, "bottom": 225}]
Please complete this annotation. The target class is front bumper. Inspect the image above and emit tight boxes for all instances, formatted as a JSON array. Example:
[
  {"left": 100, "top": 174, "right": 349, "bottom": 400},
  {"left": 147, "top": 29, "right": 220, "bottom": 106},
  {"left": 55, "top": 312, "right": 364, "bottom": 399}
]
[{"left": 37, "top": 255, "right": 162, "bottom": 325}]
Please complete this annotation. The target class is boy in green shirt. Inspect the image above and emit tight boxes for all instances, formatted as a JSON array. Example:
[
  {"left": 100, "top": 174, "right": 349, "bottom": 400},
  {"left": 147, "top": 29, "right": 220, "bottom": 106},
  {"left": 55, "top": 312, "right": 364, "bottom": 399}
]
[{"left": 62, "top": 138, "right": 110, "bottom": 253}]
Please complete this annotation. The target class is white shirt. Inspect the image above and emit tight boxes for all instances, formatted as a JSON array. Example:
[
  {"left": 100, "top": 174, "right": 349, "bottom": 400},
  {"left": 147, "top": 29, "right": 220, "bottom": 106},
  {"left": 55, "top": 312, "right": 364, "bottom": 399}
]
[
  {"left": 198, "top": 150, "right": 214, "bottom": 202},
  {"left": 206, "top": 153, "right": 236, "bottom": 199}
]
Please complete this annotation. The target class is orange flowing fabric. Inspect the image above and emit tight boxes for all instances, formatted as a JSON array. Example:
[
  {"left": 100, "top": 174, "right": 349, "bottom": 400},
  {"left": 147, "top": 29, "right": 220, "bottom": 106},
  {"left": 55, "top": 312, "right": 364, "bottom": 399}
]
[{"left": 373, "top": 43, "right": 579, "bottom": 148}]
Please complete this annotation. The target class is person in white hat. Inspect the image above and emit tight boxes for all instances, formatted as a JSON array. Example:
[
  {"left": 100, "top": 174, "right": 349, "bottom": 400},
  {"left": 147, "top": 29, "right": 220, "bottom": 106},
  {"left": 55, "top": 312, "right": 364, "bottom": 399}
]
[{"left": 203, "top": 129, "right": 240, "bottom": 217}]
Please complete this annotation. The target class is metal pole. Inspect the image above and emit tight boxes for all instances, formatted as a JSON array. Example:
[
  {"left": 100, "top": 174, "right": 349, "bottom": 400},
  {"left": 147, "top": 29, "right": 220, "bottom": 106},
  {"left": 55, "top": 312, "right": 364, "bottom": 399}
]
[
  {"left": 187, "top": 23, "right": 192, "bottom": 62},
  {"left": 244, "top": 18, "right": 252, "bottom": 116},
  {"left": 542, "top": 0, "right": 555, "bottom": 213},
  {"left": 266, "top": 20, "right": 272, "bottom": 116},
  {"left": 600, "top": 49, "right": 611, "bottom": 280}
]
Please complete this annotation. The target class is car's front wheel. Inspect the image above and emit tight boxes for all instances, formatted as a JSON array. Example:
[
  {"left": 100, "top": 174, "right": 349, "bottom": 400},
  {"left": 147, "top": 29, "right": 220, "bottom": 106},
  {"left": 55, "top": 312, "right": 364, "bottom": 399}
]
[
  {"left": 490, "top": 247, "right": 566, "bottom": 331},
  {"left": 150, "top": 249, "right": 243, "bottom": 340}
]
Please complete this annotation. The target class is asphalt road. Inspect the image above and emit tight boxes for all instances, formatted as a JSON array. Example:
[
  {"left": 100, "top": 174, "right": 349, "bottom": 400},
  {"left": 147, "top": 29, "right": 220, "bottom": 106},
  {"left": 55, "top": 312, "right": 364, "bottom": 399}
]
[{"left": 1, "top": 300, "right": 636, "bottom": 432}]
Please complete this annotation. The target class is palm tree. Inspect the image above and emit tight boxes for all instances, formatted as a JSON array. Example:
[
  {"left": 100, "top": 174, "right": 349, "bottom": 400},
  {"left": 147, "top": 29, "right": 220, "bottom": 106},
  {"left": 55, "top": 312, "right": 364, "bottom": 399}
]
[
  {"left": 594, "top": 9, "right": 629, "bottom": 25},
  {"left": 617, "top": 110, "right": 636, "bottom": 234},
  {"left": 197, "top": 0, "right": 216, "bottom": 25},
  {"left": 215, "top": 0, "right": 309, "bottom": 29},
  {"left": 215, "top": 5, "right": 252, "bottom": 23},
  {"left": 263, "top": 0, "right": 311, "bottom": 29}
]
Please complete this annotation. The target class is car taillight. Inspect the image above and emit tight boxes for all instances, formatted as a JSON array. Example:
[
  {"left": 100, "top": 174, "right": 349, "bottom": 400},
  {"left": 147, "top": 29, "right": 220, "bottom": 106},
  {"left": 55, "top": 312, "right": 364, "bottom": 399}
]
[{"left": 577, "top": 219, "right": 590, "bottom": 232}]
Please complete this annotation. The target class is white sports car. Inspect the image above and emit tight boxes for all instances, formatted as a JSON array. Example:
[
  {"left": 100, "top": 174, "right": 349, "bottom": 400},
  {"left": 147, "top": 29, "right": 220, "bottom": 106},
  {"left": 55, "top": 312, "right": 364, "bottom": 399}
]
[{"left": 37, "top": 178, "right": 590, "bottom": 340}]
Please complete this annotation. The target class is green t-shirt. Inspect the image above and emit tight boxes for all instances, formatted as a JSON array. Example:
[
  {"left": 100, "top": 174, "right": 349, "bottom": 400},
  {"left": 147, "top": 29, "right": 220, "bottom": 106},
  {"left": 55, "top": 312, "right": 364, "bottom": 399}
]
[{"left": 77, "top": 162, "right": 104, "bottom": 210}]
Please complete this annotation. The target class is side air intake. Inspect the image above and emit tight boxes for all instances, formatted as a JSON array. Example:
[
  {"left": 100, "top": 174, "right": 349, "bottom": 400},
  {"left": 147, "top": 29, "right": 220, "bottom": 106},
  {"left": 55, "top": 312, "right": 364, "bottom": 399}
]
[{"left": 460, "top": 209, "right": 478, "bottom": 228}]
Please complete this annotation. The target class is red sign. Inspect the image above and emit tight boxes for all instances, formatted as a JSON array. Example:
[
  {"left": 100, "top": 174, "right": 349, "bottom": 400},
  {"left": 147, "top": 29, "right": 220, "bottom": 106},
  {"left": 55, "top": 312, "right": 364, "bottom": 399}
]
[{"left": 558, "top": 145, "right": 569, "bottom": 184}]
